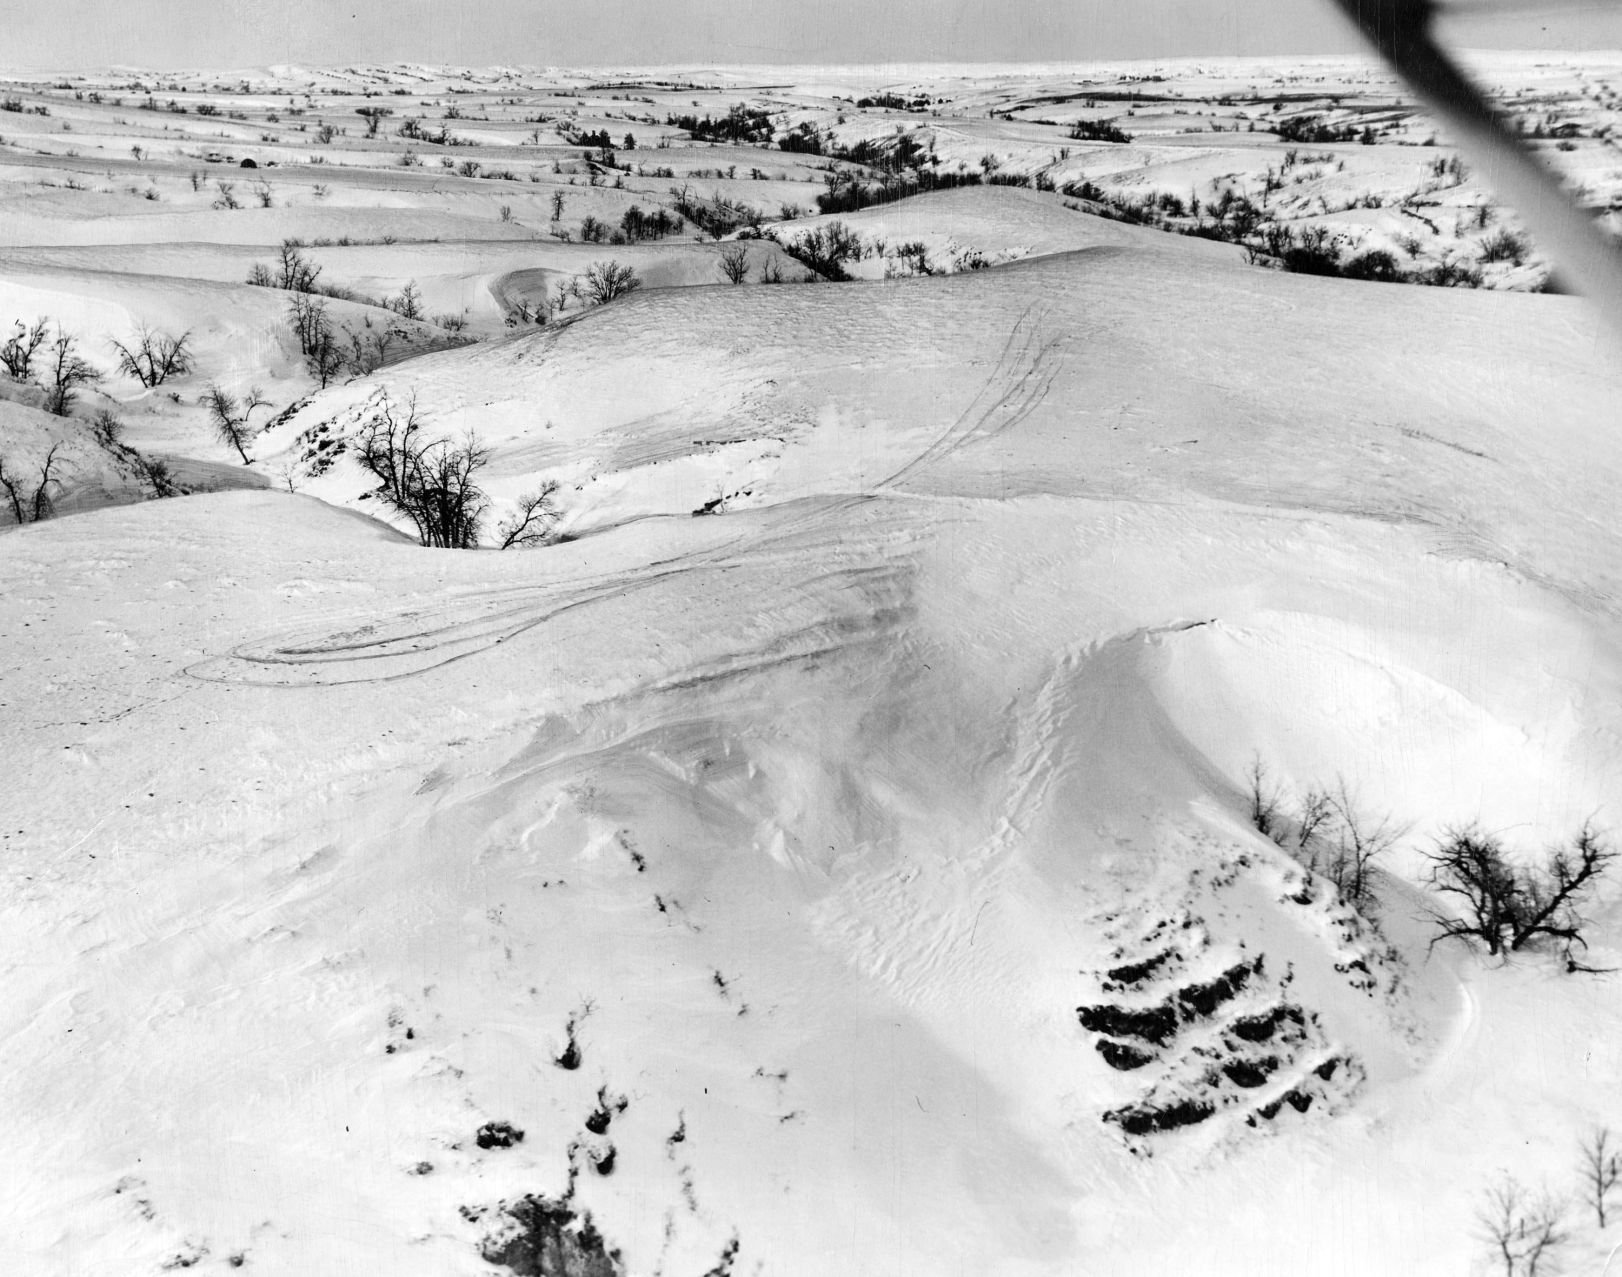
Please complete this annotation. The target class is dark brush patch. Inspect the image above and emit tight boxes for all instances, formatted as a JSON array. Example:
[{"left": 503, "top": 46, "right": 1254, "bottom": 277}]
[
  {"left": 478, "top": 1195, "right": 624, "bottom": 1276},
  {"left": 476, "top": 1121, "right": 525, "bottom": 1150},
  {"left": 1103, "top": 1098, "right": 1216, "bottom": 1136},
  {"left": 1103, "top": 950, "right": 1172, "bottom": 989},
  {"left": 1229, "top": 1003, "right": 1305, "bottom": 1043},
  {"left": 1175, "top": 957, "right": 1262, "bottom": 1019},
  {"left": 1220, "top": 1056, "right": 1281, "bottom": 1089},
  {"left": 1095, "top": 1038, "right": 1157, "bottom": 1071},
  {"left": 1077, "top": 999, "right": 1179, "bottom": 1046}
]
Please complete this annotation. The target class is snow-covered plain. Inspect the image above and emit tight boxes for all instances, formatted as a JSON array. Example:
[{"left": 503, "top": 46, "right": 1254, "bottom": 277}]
[{"left": 2, "top": 58, "right": 1622, "bottom": 1276}]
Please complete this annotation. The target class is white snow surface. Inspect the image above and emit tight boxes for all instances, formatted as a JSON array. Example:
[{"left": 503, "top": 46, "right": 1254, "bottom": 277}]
[{"left": 3, "top": 84, "right": 1622, "bottom": 1276}]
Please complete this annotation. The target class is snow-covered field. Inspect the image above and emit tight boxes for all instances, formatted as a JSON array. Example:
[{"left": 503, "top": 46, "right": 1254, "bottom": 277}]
[{"left": 2, "top": 57, "right": 1622, "bottom": 1276}]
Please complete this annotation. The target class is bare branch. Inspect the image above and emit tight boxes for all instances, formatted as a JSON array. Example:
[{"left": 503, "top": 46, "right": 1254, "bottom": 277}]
[{"left": 497, "top": 481, "right": 562, "bottom": 549}]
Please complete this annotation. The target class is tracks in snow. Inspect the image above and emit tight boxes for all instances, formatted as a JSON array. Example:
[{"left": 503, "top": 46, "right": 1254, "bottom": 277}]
[{"left": 880, "top": 302, "right": 1067, "bottom": 491}]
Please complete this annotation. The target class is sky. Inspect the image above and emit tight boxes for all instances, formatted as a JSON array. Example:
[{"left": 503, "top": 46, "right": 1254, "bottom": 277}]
[{"left": 2, "top": 0, "right": 1621, "bottom": 70}]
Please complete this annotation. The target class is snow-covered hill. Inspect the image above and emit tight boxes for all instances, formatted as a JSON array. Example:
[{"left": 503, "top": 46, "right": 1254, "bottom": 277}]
[{"left": 4, "top": 59, "right": 1622, "bottom": 1277}]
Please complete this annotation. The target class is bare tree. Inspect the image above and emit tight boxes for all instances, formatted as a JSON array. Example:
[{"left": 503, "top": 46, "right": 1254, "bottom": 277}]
[
  {"left": 718, "top": 244, "right": 750, "bottom": 285},
  {"left": 212, "top": 180, "right": 240, "bottom": 210},
  {"left": 2, "top": 318, "right": 50, "bottom": 380},
  {"left": 550, "top": 190, "right": 566, "bottom": 221},
  {"left": 497, "top": 481, "right": 562, "bottom": 548},
  {"left": 1246, "top": 754, "right": 1284, "bottom": 844},
  {"left": 582, "top": 260, "right": 642, "bottom": 305},
  {"left": 1479, "top": 1179, "right": 1567, "bottom": 1277},
  {"left": 287, "top": 292, "right": 329, "bottom": 354},
  {"left": 407, "top": 432, "right": 490, "bottom": 548},
  {"left": 1580, "top": 1128, "right": 1621, "bottom": 1228},
  {"left": 137, "top": 453, "right": 178, "bottom": 498},
  {"left": 504, "top": 297, "right": 549, "bottom": 328},
  {"left": 1295, "top": 786, "right": 1335, "bottom": 850},
  {"left": 41, "top": 328, "right": 101, "bottom": 416},
  {"left": 1428, "top": 823, "right": 1615, "bottom": 960},
  {"left": 1324, "top": 778, "right": 1405, "bottom": 906},
  {"left": 110, "top": 323, "right": 193, "bottom": 387},
  {"left": 89, "top": 408, "right": 124, "bottom": 450},
  {"left": 29, "top": 444, "right": 62, "bottom": 520},
  {"left": 343, "top": 320, "right": 402, "bottom": 376},
  {"left": 251, "top": 178, "right": 274, "bottom": 208},
  {"left": 0, "top": 443, "right": 67, "bottom": 524},
  {"left": 0, "top": 456, "right": 23, "bottom": 524},
  {"left": 353, "top": 392, "right": 489, "bottom": 548},
  {"left": 198, "top": 383, "right": 270, "bottom": 463},
  {"left": 252, "top": 238, "right": 322, "bottom": 293},
  {"left": 307, "top": 328, "right": 346, "bottom": 387},
  {"left": 286, "top": 294, "right": 348, "bottom": 386},
  {"left": 356, "top": 106, "right": 392, "bottom": 137},
  {"left": 386, "top": 280, "right": 423, "bottom": 320}
]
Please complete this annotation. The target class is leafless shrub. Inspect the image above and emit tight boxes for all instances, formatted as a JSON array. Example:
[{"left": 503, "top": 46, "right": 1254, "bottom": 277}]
[
  {"left": 497, "top": 481, "right": 562, "bottom": 548},
  {"left": 582, "top": 259, "right": 641, "bottom": 305},
  {"left": 1478, "top": 1178, "right": 1567, "bottom": 1277},
  {"left": 212, "top": 180, "right": 240, "bottom": 210},
  {"left": 1479, "top": 228, "right": 1528, "bottom": 265},
  {"left": 1294, "top": 787, "right": 1335, "bottom": 850},
  {"left": 1246, "top": 754, "right": 1285, "bottom": 844},
  {"left": 1323, "top": 778, "right": 1406, "bottom": 906},
  {"left": 343, "top": 319, "right": 401, "bottom": 376},
  {"left": 504, "top": 297, "right": 548, "bottom": 328},
  {"left": 89, "top": 408, "right": 124, "bottom": 450},
  {"left": 718, "top": 244, "right": 750, "bottom": 284},
  {"left": 0, "top": 442, "right": 67, "bottom": 524},
  {"left": 137, "top": 453, "right": 178, "bottom": 498},
  {"left": 250, "top": 238, "right": 322, "bottom": 292},
  {"left": 285, "top": 292, "right": 343, "bottom": 388},
  {"left": 1579, "top": 1127, "right": 1621, "bottom": 1228},
  {"left": 41, "top": 328, "right": 101, "bottom": 415},
  {"left": 110, "top": 323, "right": 193, "bottom": 387},
  {"left": 385, "top": 280, "right": 422, "bottom": 320},
  {"left": 2, "top": 318, "right": 50, "bottom": 380},
  {"left": 1245, "top": 762, "right": 1403, "bottom": 906}
]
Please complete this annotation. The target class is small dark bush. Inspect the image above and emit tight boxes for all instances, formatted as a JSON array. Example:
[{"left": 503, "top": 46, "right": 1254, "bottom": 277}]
[{"left": 475, "top": 1121, "right": 525, "bottom": 1150}]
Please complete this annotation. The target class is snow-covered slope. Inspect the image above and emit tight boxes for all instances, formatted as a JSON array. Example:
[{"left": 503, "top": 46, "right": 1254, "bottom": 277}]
[{"left": 5, "top": 205, "right": 1622, "bottom": 1277}]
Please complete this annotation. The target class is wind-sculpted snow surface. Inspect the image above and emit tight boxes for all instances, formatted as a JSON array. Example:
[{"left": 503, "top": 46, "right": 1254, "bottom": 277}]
[{"left": 5, "top": 103, "right": 1622, "bottom": 1275}]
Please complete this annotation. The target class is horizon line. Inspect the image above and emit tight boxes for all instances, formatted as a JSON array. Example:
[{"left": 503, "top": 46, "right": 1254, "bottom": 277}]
[{"left": 7, "top": 48, "right": 1622, "bottom": 76}]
